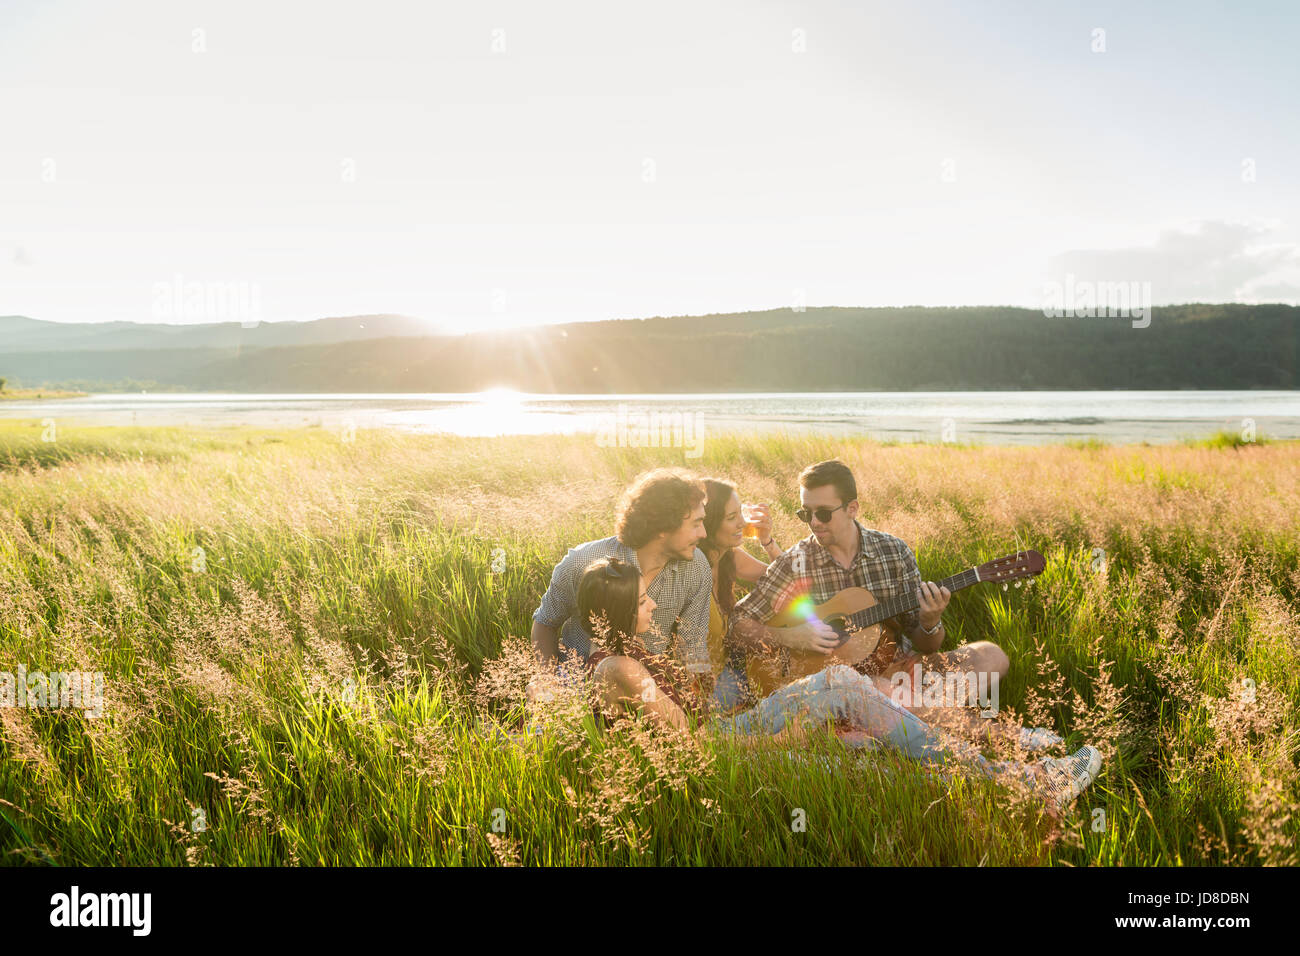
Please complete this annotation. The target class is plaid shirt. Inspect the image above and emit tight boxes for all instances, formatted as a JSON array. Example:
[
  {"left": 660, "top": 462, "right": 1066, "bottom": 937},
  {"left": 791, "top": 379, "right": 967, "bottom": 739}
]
[
  {"left": 731, "top": 521, "right": 923, "bottom": 655},
  {"left": 533, "top": 536, "right": 712, "bottom": 674}
]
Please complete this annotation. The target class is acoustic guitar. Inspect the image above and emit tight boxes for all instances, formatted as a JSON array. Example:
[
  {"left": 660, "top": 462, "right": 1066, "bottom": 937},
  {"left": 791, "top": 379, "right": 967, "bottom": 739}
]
[{"left": 745, "top": 550, "right": 1046, "bottom": 696}]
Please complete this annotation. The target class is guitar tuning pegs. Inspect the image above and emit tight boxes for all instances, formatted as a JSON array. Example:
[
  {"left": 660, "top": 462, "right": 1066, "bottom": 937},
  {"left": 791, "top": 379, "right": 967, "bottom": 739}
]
[
  {"left": 1002, "top": 583, "right": 1008, "bottom": 591},
  {"left": 1015, "top": 580, "right": 1022, "bottom": 588}
]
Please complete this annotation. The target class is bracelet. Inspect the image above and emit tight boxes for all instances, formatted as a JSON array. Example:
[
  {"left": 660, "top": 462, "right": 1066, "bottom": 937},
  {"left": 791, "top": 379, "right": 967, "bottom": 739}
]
[
  {"left": 919, "top": 618, "right": 943, "bottom": 636},
  {"left": 761, "top": 537, "right": 778, "bottom": 550}
]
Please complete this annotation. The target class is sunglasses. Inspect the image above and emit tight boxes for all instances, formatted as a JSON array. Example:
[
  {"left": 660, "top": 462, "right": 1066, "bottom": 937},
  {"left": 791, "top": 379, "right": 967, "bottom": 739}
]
[{"left": 796, "top": 503, "right": 849, "bottom": 524}]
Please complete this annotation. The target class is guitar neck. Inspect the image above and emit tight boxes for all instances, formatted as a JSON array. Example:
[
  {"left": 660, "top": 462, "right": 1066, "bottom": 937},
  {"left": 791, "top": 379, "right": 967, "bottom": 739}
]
[{"left": 860, "top": 567, "right": 980, "bottom": 630}]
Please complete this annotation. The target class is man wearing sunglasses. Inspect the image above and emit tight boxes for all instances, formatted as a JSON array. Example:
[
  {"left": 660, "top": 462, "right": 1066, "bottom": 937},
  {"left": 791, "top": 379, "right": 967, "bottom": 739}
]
[{"left": 730, "top": 458, "right": 1009, "bottom": 707}]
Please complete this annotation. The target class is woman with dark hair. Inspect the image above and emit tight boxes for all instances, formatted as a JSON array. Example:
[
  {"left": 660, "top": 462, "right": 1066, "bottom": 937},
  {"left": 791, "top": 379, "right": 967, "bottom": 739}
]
[
  {"left": 570, "top": 556, "right": 1104, "bottom": 813},
  {"left": 576, "top": 555, "right": 702, "bottom": 725},
  {"left": 699, "top": 478, "right": 783, "bottom": 711}
]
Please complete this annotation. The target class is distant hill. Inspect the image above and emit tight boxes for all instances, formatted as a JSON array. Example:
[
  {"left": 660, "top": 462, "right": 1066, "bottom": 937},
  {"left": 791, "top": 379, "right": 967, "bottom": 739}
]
[{"left": 2, "top": 304, "right": 1297, "bottom": 391}]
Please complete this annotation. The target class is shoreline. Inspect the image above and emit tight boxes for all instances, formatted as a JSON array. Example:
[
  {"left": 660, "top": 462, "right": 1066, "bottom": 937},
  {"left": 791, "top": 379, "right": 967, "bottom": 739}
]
[
  {"left": 0, "top": 416, "right": 1293, "bottom": 449},
  {"left": 0, "top": 389, "right": 87, "bottom": 401},
  {"left": 2, "top": 390, "right": 1298, "bottom": 445}
]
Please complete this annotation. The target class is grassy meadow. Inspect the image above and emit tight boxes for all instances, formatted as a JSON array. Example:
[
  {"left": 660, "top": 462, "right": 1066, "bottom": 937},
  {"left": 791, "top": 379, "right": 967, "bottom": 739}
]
[{"left": 0, "top": 418, "right": 1297, "bottom": 866}]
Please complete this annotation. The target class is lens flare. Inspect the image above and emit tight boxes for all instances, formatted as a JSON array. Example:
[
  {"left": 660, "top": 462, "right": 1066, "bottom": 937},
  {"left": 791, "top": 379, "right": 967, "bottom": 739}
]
[{"left": 788, "top": 594, "right": 817, "bottom": 621}]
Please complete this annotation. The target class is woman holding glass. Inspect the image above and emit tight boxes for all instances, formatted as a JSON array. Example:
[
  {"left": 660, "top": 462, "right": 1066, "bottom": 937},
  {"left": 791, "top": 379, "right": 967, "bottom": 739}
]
[{"left": 698, "top": 477, "right": 783, "bottom": 711}]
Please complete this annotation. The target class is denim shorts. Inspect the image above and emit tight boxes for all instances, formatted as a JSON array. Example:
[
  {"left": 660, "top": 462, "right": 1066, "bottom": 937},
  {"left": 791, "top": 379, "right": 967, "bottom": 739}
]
[{"left": 713, "top": 664, "right": 913, "bottom": 737}]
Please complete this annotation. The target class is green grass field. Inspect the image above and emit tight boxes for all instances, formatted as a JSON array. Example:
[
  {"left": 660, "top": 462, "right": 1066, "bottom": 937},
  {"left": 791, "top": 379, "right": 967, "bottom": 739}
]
[{"left": 1, "top": 419, "right": 1297, "bottom": 865}]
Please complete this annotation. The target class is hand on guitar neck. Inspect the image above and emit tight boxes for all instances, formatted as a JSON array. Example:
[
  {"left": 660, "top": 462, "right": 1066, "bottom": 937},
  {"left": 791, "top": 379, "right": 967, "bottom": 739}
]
[{"left": 911, "top": 580, "right": 953, "bottom": 652}]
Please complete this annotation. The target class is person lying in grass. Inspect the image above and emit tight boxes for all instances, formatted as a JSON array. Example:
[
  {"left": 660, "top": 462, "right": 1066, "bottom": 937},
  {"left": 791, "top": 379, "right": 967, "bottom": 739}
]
[{"left": 566, "top": 555, "right": 1103, "bottom": 814}]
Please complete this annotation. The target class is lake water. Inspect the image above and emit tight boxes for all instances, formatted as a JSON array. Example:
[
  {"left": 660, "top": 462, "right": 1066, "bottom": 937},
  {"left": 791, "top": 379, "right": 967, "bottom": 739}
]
[{"left": 2, "top": 390, "right": 1298, "bottom": 445}]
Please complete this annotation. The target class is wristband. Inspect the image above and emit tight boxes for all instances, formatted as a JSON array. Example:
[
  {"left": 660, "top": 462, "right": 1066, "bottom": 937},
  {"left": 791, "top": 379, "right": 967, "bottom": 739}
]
[{"left": 919, "top": 618, "right": 943, "bottom": 636}]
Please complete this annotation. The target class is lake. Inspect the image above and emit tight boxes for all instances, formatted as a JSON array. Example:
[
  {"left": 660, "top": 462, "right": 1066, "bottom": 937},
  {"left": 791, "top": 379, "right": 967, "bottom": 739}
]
[{"left": 2, "top": 390, "right": 1298, "bottom": 445}]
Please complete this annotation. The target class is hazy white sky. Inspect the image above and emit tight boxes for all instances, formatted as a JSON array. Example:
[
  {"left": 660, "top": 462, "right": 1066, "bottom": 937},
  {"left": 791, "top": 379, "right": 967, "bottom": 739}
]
[{"left": 2, "top": 0, "right": 1298, "bottom": 332}]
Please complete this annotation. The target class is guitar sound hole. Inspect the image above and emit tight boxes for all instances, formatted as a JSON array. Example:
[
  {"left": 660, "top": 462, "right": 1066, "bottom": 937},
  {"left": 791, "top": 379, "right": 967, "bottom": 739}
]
[{"left": 825, "top": 616, "right": 852, "bottom": 646}]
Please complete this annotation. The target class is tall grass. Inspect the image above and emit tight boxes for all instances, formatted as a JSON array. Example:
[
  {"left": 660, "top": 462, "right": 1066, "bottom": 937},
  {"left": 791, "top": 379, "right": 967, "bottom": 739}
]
[{"left": 0, "top": 420, "right": 1297, "bottom": 865}]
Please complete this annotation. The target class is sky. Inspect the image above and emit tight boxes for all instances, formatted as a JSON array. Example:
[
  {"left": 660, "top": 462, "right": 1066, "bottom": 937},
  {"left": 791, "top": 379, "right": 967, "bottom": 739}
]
[{"left": 2, "top": 0, "right": 1298, "bottom": 333}]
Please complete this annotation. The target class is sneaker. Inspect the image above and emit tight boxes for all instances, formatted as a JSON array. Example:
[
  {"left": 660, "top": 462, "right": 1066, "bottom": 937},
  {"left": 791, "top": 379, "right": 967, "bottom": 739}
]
[{"left": 1035, "top": 745, "right": 1102, "bottom": 810}]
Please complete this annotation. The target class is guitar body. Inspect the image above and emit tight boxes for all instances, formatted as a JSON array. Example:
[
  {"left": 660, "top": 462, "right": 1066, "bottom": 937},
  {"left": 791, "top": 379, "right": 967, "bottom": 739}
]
[
  {"left": 740, "top": 550, "right": 1045, "bottom": 700},
  {"left": 745, "top": 587, "right": 898, "bottom": 697}
]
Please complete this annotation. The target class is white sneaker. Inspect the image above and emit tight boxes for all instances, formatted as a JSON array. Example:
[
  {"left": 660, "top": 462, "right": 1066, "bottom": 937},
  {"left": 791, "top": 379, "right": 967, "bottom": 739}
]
[{"left": 1035, "top": 745, "right": 1102, "bottom": 810}]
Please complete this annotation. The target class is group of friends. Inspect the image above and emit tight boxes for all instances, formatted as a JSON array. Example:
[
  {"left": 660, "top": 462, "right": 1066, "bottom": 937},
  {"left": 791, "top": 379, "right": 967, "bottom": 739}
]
[{"left": 527, "top": 459, "right": 1102, "bottom": 812}]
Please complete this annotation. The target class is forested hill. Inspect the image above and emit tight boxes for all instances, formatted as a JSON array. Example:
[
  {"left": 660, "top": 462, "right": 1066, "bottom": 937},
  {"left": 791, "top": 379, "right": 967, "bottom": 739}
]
[{"left": 2, "top": 304, "right": 1297, "bottom": 392}]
